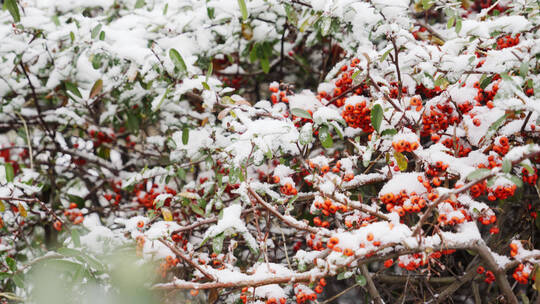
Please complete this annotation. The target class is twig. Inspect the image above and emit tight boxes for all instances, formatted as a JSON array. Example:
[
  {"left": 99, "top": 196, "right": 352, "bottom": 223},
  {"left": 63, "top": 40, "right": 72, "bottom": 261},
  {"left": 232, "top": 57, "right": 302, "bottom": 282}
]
[
  {"left": 361, "top": 264, "right": 383, "bottom": 304},
  {"left": 158, "top": 238, "right": 215, "bottom": 281},
  {"left": 248, "top": 187, "right": 329, "bottom": 236},
  {"left": 152, "top": 268, "right": 327, "bottom": 290},
  {"left": 15, "top": 112, "right": 34, "bottom": 170},
  {"left": 474, "top": 241, "right": 518, "bottom": 304}
]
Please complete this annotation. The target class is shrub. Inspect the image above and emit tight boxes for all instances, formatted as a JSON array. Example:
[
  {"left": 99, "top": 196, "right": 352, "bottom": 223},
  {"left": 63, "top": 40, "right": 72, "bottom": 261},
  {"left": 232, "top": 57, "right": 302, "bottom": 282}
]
[{"left": 0, "top": 0, "right": 539, "bottom": 303}]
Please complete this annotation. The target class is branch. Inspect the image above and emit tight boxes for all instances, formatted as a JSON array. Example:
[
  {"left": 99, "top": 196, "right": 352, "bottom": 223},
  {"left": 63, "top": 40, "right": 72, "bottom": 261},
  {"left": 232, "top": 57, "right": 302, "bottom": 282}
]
[
  {"left": 158, "top": 239, "right": 215, "bottom": 281},
  {"left": 151, "top": 268, "right": 327, "bottom": 290},
  {"left": 474, "top": 241, "right": 518, "bottom": 304},
  {"left": 413, "top": 149, "right": 540, "bottom": 236},
  {"left": 247, "top": 187, "right": 330, "bottom": 236},
  {"left": 360, "top": 264, "right": 383, "bottom": 304}
]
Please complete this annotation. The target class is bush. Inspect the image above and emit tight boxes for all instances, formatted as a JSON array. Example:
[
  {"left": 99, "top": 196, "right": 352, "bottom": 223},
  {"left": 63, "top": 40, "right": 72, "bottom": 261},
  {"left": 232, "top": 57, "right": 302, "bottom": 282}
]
[{"left": 0, "top": 0, "right": 539, "bottom": 303}]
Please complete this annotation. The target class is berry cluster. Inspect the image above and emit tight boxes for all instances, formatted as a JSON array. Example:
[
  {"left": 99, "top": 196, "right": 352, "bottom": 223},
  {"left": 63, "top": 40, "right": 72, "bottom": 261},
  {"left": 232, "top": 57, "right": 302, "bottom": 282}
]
[
  {"left": 512, "top": 263, "right": 532, "bottom": 285},
  {"left": 392, "top": 139, "right": 419, "bottom": 153},
  {"left": 408, "top": 96, "right": 423, "bottom": 112},
  {"left": 269, "top": 82, "right": 293, "bottom": 104},
  {"left": 294, "top": 283, "right": 318, "bottom": 303},
  {"left": 496, "top": 34, "right": 520, "bottom": 49},
  {"left": 63, "top": 202, "right": 84, "bottom": 225},
  {"left": 313, "top": 199, "right": 348, "bottom": 217},
  {"left": 421, "top": 103, "right": 459, "bottom": 137},
  {"left": 440, "top": 137, "right": 472, "bottom": 157},
  {"left": 521, "top": 167, "right": 538, "bottom": 185},
  {"left": 437, "top": 202, "right": 470, "bottom": 226},
  {"left": 88, "top": 129, "right": 115, "bottom": 147},
  {"left": 492, "top": 136, "right": 510, "bottom": 156},
  {"left": 487, "top": 184, "right": 517, "bottom": 201},
  {"left": 380, "top": 188, "right": 428, "bottom": 216},
  {"left": 158, "top": 255, "right": 179, "bottom": 278},
  {"left": 342, "top": 100, "right": 373, "bottom": 132},
  {"left": 476, "top": 266, "right": 495, "bottom": 283}
]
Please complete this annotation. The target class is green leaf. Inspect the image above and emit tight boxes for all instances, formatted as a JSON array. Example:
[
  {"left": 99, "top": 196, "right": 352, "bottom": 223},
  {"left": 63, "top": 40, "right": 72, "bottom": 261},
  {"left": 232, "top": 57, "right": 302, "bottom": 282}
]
[
  {"left": 466, "top": 168, "right": 491, "bottom": 181},
  {"left": 480, "top": 75, "right": 493, "bottom": 90},
  {"left": 380, "top": 48, "right": 392, "bottom": 63},
  {"left": 337, "top": 271, "right": 352, "bottom": 280},
  {"left": 455, "top": 18, "right": 462, "bottom": 34},
  {"left": 89, "top": 79, "right": 103, "bottom": 99},
  {"left": 67, "top": 194, "right": 85, "bottom": 207},
  {"left": 290, "top": 108, "right": 312, "bottom": 119},
  {"left": 320, "top": 16, "right": 332, "bottom": 36},
  {"left": 71, "top": 229, "right": 81, "bottom": 248},
  {"left": 260, "top": 57, "right": 270, "bottom": 74},
  {"left": 212, "top": 233, "right": 225, "bottom": 254},
  {"left": 169, "top": 48, "right": 187, "bottom": 73},
  {"left": 99, "top": 31, "right": 105, "bottom": 41},
  {"left": 51, "top": 15, "right": 60, "bottom": 26},
  {"left": 182, "top": 126, "right": 189, "bottom": 145},
  {"left": 481, "top": 113, "right": 508, "bottom": 144},
  {"left": 91, "top": 24, "right": 102, "bottom": 39},
  {"left": 163, "top": 3, "right": 168, "bottom": 15},
  {"left": 191, "top": 204, "right": 204, "bottom": 216},
  {"left": 502, "top": 159, "right": 511, "bottom": 173},
  {"left": 206, "top": 62, "right": 213, "bottom": 82},
  {"left": 176, "top": 167, "right": 186, "bottom": 180},
  {"left": 126, "top": 112, "right": 140, "bottom": 133},
  {"left": 65, "top": 81, "right": 82, "bottom": 99},
  {"left": 393, "top": 151, "right": 408, "bottom": 171},
  {"left": 318, "top": 125, "right": 333, "bottom": 149},
  {"left": 370, "top": 104, "right": 383, "bottom": 133},
  {"left": 519, "top": 61, "right": 529, "bottom": 78},
  {"left": 299, "top": 123, "right": 313, "bottom": 146},
  {"left": 57, "top": 247, "right": 82, "bottom": 257},
  {"left": 6, "top": 257, "right": 16, "bottom": 271},
  {"left": 284, "top": 3, "right": 298, "bottom": 26},
  {"left": 422, "top": 0, "right": 434, "bottom": 10},
  {"left": 5, "top": 0, "right": 20, "bottom": 23},
  {"left": 237, "top": 0, "right": 248, "bottom": 21},
  {"left": 12, "top": 273, "right": 24, "bottom": 288},
  {"left": 508, "top": 175, "right": 523, "bottom": 188},
  {"left": 447, "top": 16, "right": 455, "bottom": 29},
  {"left": 4, "top": 163, "right": 14, "bottom": 182},
  {"left": 355, "top": 275, "right": 367, "bottom": 286},
  {"left": 135, "top": 0, "right": 145, "bottom": 9},
  {"left": 381, "top": 128, "right": 397, "bottom": 136}
]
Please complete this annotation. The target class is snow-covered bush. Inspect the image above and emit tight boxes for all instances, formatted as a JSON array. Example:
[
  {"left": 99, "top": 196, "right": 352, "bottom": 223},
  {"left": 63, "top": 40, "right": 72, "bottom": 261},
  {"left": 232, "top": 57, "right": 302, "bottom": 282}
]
[{"left": 0, "top": 0, "right": 539, "bottom": 303}]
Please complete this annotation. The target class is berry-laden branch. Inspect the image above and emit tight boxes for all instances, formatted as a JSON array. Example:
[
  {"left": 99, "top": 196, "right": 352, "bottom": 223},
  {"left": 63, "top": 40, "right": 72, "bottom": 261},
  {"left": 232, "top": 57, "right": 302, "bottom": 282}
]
[{"left": 413, "top": 148, "right": 540, "bottom": 236}]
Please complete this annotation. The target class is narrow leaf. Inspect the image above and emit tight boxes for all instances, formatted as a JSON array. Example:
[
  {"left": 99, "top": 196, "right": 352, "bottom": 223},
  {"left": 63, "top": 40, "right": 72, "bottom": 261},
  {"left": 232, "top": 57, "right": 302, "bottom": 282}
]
[
  {"left": 5, "top": 0, "right": 21, "bottom": 23},
  {"left": 161, "top": 208, "right": 173, "bottom": 221},
  {"left": 182, "top": 126, "right": 189, "bottom": 145},
  {"left": 18, "top": 203, "right": 26, "bottom": 218},
  {"left": 65, "top": 82, "right": 82, "bottom": 99},
  {"left": 466, "top": 168, "right": 491, "bottom": 181},
  {"left": 213, "top": 233, "right": 225, "bottom": 254},
  {"left": 71, "top": 229, "right": 81, "bottom": 247},
  {"left": 4, "top": 163, "right": 14, "bottom": 182},
  {"left": 89, "top": 79, "right": 103, "bottom": 99},
  {"left": 370, "top": 104, "right": 383, "bottom": 133},
  {"left": 169, "top": 48, "right": 187, "bottom": 73},
  {"left": 318, "top": 125, "right": 333, "bottom": 148},
  {"left": 393, "top": 151, "right": 408, "bottom": 171},
  {"left": 237, "top": 0, "right": 248, "bottom": 21},
  {"left": 290, "top": 108, "right": 312, "bottom": 119}
]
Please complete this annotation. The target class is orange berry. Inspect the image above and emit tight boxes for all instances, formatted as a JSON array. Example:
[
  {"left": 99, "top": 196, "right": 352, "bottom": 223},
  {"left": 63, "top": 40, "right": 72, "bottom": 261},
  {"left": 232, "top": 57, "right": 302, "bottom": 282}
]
[
  {"left": 53, "top": 220, "right": 62, "bottom": 231},
  {"left": 366, "top": 232, "right": 374, "bottom": 242},
  {"left": 190, "top": 289, "right": 199, "bottom": 297}
]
